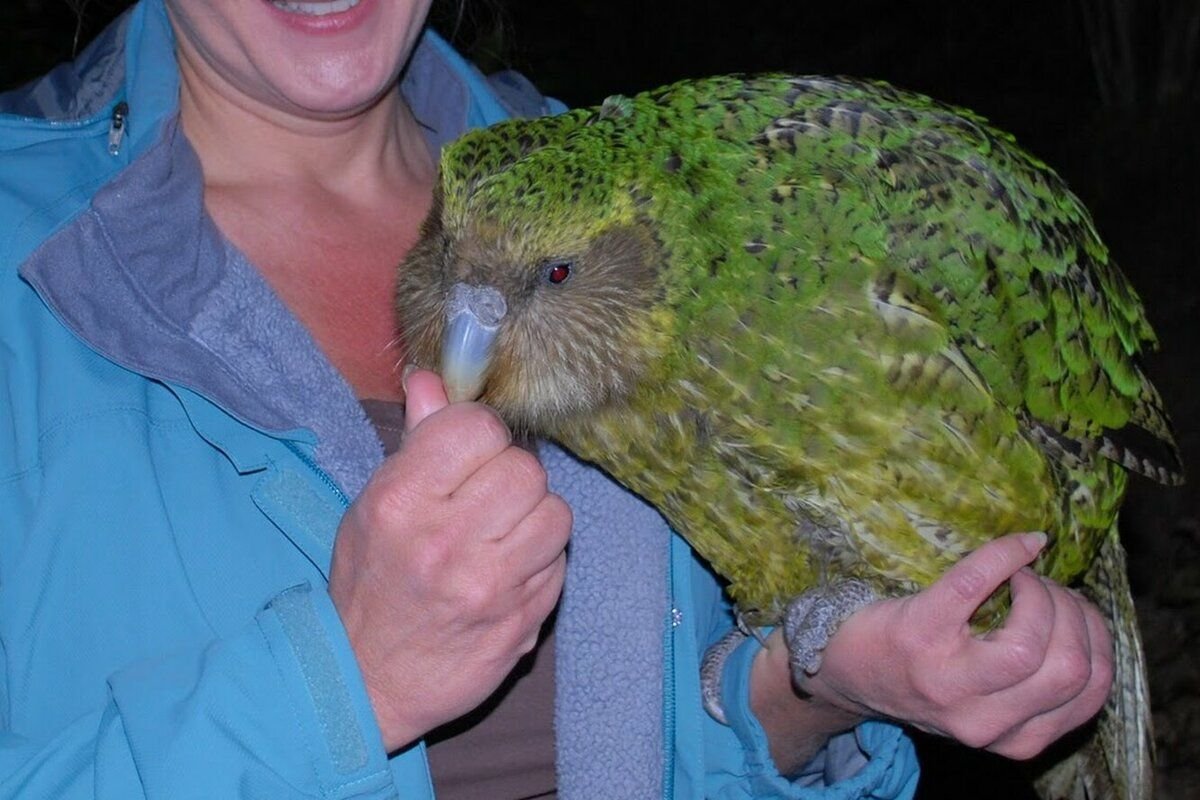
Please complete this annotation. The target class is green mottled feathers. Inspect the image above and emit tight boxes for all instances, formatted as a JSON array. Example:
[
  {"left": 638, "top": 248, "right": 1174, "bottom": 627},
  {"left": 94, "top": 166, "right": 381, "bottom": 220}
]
[
  {"left": 418, "top": 73, "right": 1181, "bottom": 607},
  {"left": 399, "top": 74, "right": 1183, "bottom": 800}
]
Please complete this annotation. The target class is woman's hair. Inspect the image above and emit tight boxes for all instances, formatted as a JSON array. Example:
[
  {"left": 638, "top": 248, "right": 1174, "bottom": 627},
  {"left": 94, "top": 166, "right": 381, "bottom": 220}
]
[{"left": 428, "top": 0, "right": 514, "bottom": 74}]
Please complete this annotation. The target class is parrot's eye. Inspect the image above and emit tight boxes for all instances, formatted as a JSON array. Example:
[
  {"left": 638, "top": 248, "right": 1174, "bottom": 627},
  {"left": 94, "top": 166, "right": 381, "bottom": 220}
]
[{"left": 544, "top": 259, "right": 573, "bottom": 285}]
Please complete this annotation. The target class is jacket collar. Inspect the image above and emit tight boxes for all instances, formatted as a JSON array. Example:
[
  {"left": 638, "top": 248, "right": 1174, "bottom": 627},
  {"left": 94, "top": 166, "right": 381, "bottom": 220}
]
[{"left": 17, "top": 1, "right": 531, "bottom": 497}]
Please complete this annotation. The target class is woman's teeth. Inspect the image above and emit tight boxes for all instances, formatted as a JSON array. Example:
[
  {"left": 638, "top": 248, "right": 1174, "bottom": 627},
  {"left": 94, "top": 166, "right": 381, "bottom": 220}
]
[{"left": 271, "top": 0, "right": 362, "bottom": 16}]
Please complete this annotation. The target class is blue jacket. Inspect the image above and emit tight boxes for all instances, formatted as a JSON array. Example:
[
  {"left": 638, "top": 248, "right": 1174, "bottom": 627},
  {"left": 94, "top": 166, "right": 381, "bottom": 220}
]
[{"left": 0, "top": 1, "right": 919, "bottom": 797}]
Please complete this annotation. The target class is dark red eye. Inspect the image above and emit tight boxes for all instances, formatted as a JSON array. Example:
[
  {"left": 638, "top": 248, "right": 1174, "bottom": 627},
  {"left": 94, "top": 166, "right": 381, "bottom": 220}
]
[{"left": 545, "top": 260, "right": 573, "bottom": 284}]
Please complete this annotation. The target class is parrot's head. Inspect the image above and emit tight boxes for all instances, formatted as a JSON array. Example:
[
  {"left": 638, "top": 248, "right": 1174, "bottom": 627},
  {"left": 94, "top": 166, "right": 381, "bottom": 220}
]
[{"left": 397, "top": 118, "right": 673, "bottom": 433}]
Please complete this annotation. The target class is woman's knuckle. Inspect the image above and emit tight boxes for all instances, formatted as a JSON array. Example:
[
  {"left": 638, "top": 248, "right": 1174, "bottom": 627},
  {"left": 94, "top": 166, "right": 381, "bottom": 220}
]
[
  {"left": 359, "top": 489, "right": 403, "bottom": 532},
  {"left": 1092, "top": 650, "right": 1115, "bottom": 690},
  {"left": 459, "top": 576, "right": 498, "bottom": 615},
  {"left": 507, "top": 448, "right": 547, "bottom": 490},
  {"left": 887, "top": 610, "right": 929, "bottom": 660},
  {"left": 408, "top": 537, "right": 453, "bottom": 584},
  {"left": 999, "top": 736, "right": 1045, "bottom": 761},
  {"left": 950, "top": 722, "right": 995, "bottom": 751},
  {"left": 909, "top": 669, "right": 947, "bottom": 705},
  {"left": 949, "top": 563, "right": 991, "bottom": 603},
  {"left": 1079, "top": 681, "right": 1111, "bottom": 719},
  {"left": 546, "top": 552, "right": 569, "bottom": 584},
  {"left": 1004, "top": 636, "right": 1045, "bottom": 677},
  {"left": 468, "top": 406, "right": 512, "bottom": 449},
  {"left": 1051, "top": 649, "right": 1093, "bottom": 692},
  {"left": 543, "top": 494, "right": 573, "bottom": 531},
  {"left": 514, "top": 631, "right": 539, "bottom": 657}
]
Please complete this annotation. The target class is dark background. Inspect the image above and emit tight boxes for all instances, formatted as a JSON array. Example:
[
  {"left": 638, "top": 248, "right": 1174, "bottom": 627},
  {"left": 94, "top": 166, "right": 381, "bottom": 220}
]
[{"left": 4, "top": 1, "right": 1197, "bottom": 797}]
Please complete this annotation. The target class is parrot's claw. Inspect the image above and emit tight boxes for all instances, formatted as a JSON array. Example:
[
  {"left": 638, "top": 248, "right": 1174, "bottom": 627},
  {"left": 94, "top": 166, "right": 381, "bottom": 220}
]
[
  {"left": 782, "top": 580, "right": 878, "bottom": 682},
  {"left": 700, "top": 628, "right": 748, "bottom": 725},
  {"left": 736, "top": 610, "right": 770, "bottom": 646},
  {"left": 701, "top": 610, "right": 773, "bottom": 724}
]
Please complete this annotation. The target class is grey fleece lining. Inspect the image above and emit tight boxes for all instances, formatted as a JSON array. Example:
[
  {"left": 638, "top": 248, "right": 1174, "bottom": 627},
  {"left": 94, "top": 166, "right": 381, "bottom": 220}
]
[
  {"left": 544, "top": 443, "right": 669, "bottom": 798},
  {"left": 189, "top": 233, "right": 384, "bottom": 497}
]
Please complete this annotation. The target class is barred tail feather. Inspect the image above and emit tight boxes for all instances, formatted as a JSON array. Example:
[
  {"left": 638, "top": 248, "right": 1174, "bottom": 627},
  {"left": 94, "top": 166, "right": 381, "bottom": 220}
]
[
  {"left": 1032, "top": 526, "right": 1154, "bottom": 799},
  {"left": 1090, "top": 527, "right": 1155, "bottom": 799}
]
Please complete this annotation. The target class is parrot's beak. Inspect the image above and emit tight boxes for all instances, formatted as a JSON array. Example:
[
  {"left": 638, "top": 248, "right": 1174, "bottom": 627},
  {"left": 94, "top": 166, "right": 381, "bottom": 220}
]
[{"left": 441, "top": 282, "right": 508, "bottom": 403}]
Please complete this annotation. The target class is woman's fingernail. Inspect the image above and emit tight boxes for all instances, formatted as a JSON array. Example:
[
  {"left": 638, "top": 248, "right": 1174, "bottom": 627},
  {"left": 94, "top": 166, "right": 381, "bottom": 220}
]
[
  {"left": 1023, "top": 531, "right": 1048, "bottom": 553},
  {"left": 401, "top": 363, "right": 417, "bottom": 390}
]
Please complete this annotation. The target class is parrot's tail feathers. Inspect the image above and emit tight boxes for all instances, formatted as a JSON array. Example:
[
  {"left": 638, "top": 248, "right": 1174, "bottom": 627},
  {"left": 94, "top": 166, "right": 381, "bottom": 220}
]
[
  {"left": 1032, "top": 527, "right": 1154, "bottom": 800},
  {"left": 1098, "top": 425, "right": 1185, "bottom": 487},
  {"left": 1028, "top": 418, "right": 1184, "bottom": 488},
  {"left": 1092, "top": 527, "right": 1155, "bottom": 799},
  {"left": 1029, "top": 722, "right": 1111, "bottom": 800}
]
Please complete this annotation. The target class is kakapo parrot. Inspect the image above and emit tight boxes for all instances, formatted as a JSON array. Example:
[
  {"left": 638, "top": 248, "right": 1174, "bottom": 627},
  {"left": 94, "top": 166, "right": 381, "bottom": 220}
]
[{"left": 395, "top": 74, "right": 1184, "bottom": 799}]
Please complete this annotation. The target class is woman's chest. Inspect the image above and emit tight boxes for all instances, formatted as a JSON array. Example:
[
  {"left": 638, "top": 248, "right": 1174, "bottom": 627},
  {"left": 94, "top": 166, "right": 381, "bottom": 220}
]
[{"left": 213, "top": 195, "right": 430, "bottom": 401}]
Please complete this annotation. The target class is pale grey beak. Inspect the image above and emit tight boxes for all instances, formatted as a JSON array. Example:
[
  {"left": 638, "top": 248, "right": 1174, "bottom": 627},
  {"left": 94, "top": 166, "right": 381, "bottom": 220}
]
[{"left": 442, "top": 282, "right": 507, "bottom": 402}]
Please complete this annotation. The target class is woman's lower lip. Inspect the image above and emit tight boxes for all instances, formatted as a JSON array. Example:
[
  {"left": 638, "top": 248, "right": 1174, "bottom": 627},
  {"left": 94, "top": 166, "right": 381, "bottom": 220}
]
[{"left": 262, "top": 0, "right": 374, "bottom": 34}]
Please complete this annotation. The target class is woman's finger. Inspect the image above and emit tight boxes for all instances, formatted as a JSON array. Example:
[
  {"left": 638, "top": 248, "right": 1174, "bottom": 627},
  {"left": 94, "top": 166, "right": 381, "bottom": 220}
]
[
  {"left": 964, "top": 567, "right": 1057, "bottom": 693},
  {"left": 403, "top": 367, "right": 450, "bottom": 432},
  {"left": 976, "top": 579, "right": 1107, "bottom": 758},
  {"left": 916, "top": 532, "right": 1047, "bottom": 632}
]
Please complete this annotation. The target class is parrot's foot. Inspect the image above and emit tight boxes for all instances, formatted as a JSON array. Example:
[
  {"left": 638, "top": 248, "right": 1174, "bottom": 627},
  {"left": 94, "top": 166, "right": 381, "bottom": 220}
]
[
  {"left": 701, "top": 612, "right": 772, "bottom": 724},
  {"left": 782, "top": 580, "right": 878, "bottom": 682},
  {"left": 700, "top": 628, "right": 747, "bottom": 725},
  {"left": 700, "top": 585, "right": 876, "bottom": 724}
]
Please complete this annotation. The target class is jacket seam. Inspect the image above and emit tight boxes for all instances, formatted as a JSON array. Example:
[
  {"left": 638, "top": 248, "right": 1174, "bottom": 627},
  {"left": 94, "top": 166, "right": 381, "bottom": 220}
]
[
  {"left": 0, "top": 406, "right": 192, "bottom": 483},
  {"left": 85, "top": 205, "right": 206, "bottom": 344},
  {"left": 3, "top": 167, "right": 117, "bottom": 273},
  {"left": 0, "top": 463, "right": 41, "bottom": 487},
  {"left": 35, "top": 403, "right": 193, "bottom": 447}
]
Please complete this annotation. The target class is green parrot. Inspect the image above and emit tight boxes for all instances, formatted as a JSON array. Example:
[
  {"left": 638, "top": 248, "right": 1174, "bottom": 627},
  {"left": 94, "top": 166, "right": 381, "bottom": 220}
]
[{"left": 396, "top": 74, "right": 1184, "bottom": 799}]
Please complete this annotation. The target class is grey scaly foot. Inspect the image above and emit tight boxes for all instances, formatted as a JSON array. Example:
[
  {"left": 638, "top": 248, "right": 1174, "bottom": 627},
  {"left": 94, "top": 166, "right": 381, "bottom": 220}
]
[
  {"left": 702, "top": 585, "right": 877, "bottom": 723},
  {"left": 782, "top": 580, "right": 879, "bottom": 682},
  {"left": 700, "top": 612, "right": 770, "bottom": 724},
  {"left": 700, "top": 628, "right": 746, "bottom": 725}
]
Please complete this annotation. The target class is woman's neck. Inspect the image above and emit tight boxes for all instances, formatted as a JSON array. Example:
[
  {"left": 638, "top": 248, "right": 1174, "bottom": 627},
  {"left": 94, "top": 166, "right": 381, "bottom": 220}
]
[
  {"left": 178, "top": 58, "right": 435, "bottom": 200},
  {"left": 177, "top": 51, "right": 437, "bottom": 403}
]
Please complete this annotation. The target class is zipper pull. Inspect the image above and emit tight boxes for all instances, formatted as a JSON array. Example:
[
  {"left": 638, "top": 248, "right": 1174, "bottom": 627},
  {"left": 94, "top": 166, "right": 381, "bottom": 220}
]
[{"left": 107, "top": 101, "right": 129, "bottom": 156}]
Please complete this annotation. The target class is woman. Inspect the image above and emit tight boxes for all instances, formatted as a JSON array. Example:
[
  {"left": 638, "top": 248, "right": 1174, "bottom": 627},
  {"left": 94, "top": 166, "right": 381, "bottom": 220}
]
[{"left": 0, "top": 0, "right": 1113, "bottom": 797}]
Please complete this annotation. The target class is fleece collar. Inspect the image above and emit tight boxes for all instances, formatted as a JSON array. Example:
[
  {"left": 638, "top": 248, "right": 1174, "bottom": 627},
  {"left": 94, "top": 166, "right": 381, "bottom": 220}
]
[{"left": 17, "top": 4, "right": 537, "bottom": 497}]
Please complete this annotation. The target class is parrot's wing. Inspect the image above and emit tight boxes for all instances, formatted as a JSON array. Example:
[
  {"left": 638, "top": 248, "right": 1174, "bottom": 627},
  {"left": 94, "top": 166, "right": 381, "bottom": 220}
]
[
  {"left": 675, "top": 263, "right": 1058, "bottom": 598},
  {"left": 887, "top": 116, "right": 1180, "bottom": 485},
  {"left": 731, "top": 75, "right": 1185, "bottom": 486}
]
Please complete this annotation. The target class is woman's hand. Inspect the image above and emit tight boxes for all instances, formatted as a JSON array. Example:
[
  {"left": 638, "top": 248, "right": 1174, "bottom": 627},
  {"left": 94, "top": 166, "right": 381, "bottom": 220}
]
[
  {"left": 328, "top": 369, "right": 571, "bottom": 752},
  {"left": 753, "top": 532, "right": 1114, "bottom": 771}
]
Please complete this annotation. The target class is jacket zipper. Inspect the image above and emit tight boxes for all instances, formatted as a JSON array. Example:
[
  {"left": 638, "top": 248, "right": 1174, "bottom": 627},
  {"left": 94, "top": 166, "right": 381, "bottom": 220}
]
[
  {"left": 663, "top": 544, "right": 678, "bottom": 799},
  {"left": 285, "top": 439, "right": 351, "bottom": 510},
  {"left": 107, "top": 100, "right": 128, "bottom": 155}
]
